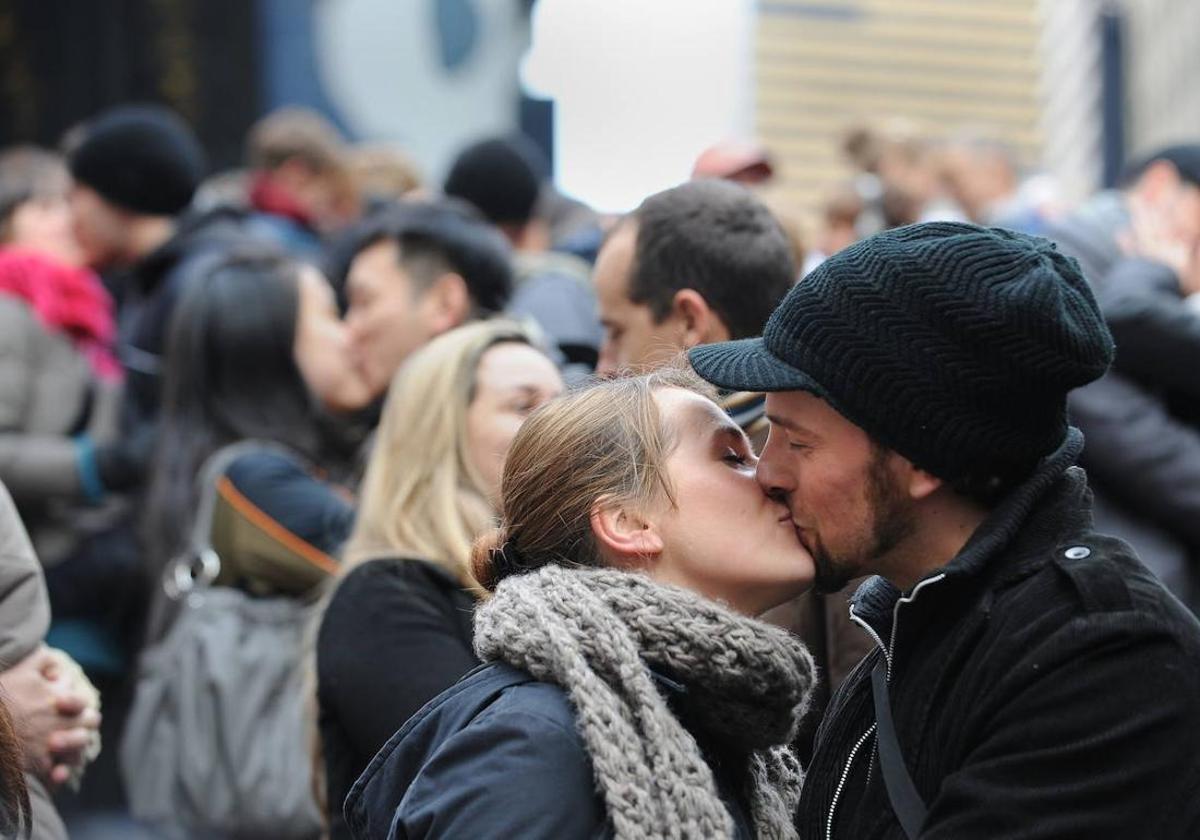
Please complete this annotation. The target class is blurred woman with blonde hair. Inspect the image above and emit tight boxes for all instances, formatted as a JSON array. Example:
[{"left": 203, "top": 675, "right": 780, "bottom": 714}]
[{"left": 315, "top": 319, "right": 562, "bottom": 839}]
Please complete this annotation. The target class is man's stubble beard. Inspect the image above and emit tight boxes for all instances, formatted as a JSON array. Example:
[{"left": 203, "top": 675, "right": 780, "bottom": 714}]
[{"left": 810, "top": 447, "right": 916, "bottom": 595}]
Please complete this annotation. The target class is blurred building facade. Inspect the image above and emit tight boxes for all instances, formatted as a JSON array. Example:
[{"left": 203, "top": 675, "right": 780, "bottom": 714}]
[
  {"left": 2, "top": 0, "right": 1198, "bottom": 215},
  {"left": 754, "top": 0, "right": 1200, "bottom": 225},
  {"left": 1122, "top": 0, "right": 1200, "bottom": 158}
]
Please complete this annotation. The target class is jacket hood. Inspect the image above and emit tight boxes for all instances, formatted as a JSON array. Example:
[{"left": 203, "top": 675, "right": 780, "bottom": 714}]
[{"left": 852, "top": 426, "right": 1089, "bottom": 628}]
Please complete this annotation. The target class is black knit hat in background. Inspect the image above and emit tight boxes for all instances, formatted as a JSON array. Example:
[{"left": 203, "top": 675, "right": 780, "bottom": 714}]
[
  {"left": 690, "top": 222, "right": 1115, "bottom": 490},
  {"left": 68, "top": 104, "right": 205, "bottom": 216},
  {"left": 443, "top": 136, "right": 546, "bottom": 226},
  {"left": 1123, "top": 143, "right": 1200, "bottom": 187},
  {"left": 352, "top": 198, "right": 514, "bottom": 314}
]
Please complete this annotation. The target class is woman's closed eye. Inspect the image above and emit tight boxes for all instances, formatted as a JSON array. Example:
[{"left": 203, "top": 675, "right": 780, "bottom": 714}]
[
  {"left": 511, "top": 392, "right": 557, "bottom": 416},
  {"left": 722, "top": 447, "right": 756, "bottom": 468}
]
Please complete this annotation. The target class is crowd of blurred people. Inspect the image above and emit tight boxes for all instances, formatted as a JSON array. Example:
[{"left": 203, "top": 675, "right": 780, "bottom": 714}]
[{"left": 0, "top": 99, "right": 1197, "bottom": 839}]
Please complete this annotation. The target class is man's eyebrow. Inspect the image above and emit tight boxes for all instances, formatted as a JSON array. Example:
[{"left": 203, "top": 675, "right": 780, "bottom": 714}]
[{"left": 766, "top": 414, "right": 819, "bottom": 438}]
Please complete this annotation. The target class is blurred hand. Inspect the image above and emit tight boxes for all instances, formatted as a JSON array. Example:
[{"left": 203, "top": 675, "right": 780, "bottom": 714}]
[
  {"left": 0, "top": 645, "right": 101, "bottom": 788},
  {"left": 1123, "top": 192, "right": 1200, "bottom": 295}
]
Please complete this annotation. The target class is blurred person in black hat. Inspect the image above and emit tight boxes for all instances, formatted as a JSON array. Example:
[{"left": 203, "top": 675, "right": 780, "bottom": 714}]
[
  {"left": 690, "top": 221, "right": 1200, "bottom": 839},
  {"left": 47, "top": 107, "right": 254, "bottom": 818},
  {"left": 444, "top": 135, "right": 603, "bottom": 379},
  {"left": 1048, "top": 144, "right": 1200, "bottom": 288},
  {"left": 341, "top": 199, "right": 515, "bottom": 403},
  {"left": 66, "top": 103, "right": 252, "bottom": 498},
  {"left": 1047, "top": 143, "right": 1200, "bottom": 610}
]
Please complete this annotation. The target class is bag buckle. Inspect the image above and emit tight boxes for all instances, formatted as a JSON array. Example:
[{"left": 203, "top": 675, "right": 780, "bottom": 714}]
[{"left": 163, "top": 548, "right": 222, "bottom": 600}]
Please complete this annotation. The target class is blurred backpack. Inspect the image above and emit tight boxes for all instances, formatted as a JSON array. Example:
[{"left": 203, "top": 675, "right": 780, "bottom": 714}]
[{"left": 121, "top": 441, "right": 327, "bottom": 839}]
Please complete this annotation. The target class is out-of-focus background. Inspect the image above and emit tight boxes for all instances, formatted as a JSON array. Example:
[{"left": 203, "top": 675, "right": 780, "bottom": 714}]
[
  {"left": 4, "top": 2, "right": 1200, "bottom": 837},
  {"left": 3, "top": 0, "right": 1196, "bottom": 217}
]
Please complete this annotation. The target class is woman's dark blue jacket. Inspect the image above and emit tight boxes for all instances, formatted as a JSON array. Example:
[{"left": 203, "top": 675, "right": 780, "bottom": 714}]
[{"left": 343, "top": 662, "right": 757, "bottom": 839}]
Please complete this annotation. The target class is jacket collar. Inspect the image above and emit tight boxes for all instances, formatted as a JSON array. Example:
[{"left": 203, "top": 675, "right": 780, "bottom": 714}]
[{"left": 851, "top": 427, "right": 1089, "bottom": 630}]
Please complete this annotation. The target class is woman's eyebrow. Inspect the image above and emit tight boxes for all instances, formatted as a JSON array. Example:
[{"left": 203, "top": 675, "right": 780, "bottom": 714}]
[
  {"left": 708, "top": 418, "right": 747, "bottom": 444},
  {"left": 503, "top": 384, "right": 545, "bottom": 396}
]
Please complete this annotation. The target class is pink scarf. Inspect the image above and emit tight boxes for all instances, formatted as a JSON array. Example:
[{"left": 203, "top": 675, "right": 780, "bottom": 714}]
[{"left": 0, "top": 248, "right": 122, "bottom": 380}]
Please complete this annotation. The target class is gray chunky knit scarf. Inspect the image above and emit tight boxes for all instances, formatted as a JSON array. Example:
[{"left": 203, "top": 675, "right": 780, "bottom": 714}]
[{"left": 474, "top": 565, "right": 816, "bottom": 840}]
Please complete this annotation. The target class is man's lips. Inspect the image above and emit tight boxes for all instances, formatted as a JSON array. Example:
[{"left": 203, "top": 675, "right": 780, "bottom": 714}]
[{"left": 790, "top": 522, "right": 813, "bottom": 551}]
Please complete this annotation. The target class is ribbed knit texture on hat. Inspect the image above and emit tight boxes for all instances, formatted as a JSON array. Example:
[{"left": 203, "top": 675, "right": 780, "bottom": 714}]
[
  {"left": 69, "top": 105, "right": 205, "bottom": 216},
  {"left": 765, "top": 222, "right": 1114, "bottom": 486}
]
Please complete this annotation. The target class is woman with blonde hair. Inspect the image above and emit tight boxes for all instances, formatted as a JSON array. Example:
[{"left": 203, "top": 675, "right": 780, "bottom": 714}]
[
  {"left": 346, "top": 368, "right": 816, "bottom": 839},
  {"left": 316, "top": 319, "right": 563, "bottom": 839}
]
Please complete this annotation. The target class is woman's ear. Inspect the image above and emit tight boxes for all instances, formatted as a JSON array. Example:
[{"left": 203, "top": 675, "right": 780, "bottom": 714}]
[{"left": 589, "top": 497, "right": 664, "bottom": 568}]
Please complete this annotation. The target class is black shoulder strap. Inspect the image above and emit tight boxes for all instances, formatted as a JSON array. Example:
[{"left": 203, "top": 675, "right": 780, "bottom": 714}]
[{"left": 871, "top": 658, "right": 928, "bottom": 838}]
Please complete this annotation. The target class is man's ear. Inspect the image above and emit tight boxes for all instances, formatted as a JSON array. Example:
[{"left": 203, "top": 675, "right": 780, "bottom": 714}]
[
  {"left": 891, "top": 453, "right": 943, "bottom": 501},
  {"left": 589, "top": 497, "right": 664, "bottom": 568},
  {"left": 672, "top": 288, "right": 731, "bottom": 349},
  {"left": 421, "top": 272, "right": 471, "bottom": 334}
]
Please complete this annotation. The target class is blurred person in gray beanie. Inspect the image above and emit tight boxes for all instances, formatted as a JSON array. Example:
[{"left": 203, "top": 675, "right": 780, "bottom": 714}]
[{"left": 691, "top": 221, "right": 1200, "bottom": 839}]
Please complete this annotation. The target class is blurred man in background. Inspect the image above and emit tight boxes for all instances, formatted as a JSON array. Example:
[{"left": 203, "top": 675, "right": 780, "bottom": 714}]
[
  {"left": 243, "top": 107, "right": 361, "bottom": 260},
  {"left": 592, "top": 177, "right": 871, "bottom": 759},
  {"left": 343, "top": 201, "right": 514, "bottom": 402}
]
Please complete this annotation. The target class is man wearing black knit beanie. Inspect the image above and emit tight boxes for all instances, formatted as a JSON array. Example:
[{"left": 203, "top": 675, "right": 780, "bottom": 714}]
[
  {"left": 690, "top": 221, "right": 1200, "bottom": 838},
  {"left": 45, "top": 106, "right": 251, "bottom": 731},
  {"left": 66, "top": 104, "right": 248, "bottom": 496}
]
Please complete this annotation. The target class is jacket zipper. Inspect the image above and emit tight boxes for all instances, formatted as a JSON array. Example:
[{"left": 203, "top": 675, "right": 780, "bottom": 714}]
[
  {"left": 826, "top": 723, "right": 876, "bottom": 840},
  {"left": 826, "top": 573, "right": 948, "bottom": 840}
]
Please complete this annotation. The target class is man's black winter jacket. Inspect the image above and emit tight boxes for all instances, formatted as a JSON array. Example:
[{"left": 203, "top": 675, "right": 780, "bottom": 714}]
[{"left": 797, "top": 431, "right": 1200, "bottom": 840}]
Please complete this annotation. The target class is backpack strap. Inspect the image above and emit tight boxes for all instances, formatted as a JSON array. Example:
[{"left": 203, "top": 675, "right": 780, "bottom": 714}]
[
  {"left": 162, "top": 440, "right": 293, "bottom": 600},
  {"left": 871, "top": 658, "right": 928, "bottom": 838}
]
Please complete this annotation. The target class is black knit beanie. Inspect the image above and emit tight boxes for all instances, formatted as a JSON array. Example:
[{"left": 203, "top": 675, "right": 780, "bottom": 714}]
[
  {"left": 443, "top": 136, "right": 545, "bottom": 226},
  {"left": 690, "top": 222, "right": 1115, "bottom": 490},
  {"left": 68, "top": 104, "right": 205, "bottom": 216}
]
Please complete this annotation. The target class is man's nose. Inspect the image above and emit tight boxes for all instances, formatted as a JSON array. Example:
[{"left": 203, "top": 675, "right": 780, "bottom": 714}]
[
  {"left": 755, "top": 439, "right": 794, "bottom": 500},
  {"left": 595, "top": 342, "right": 618, "bottom": 379}
]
